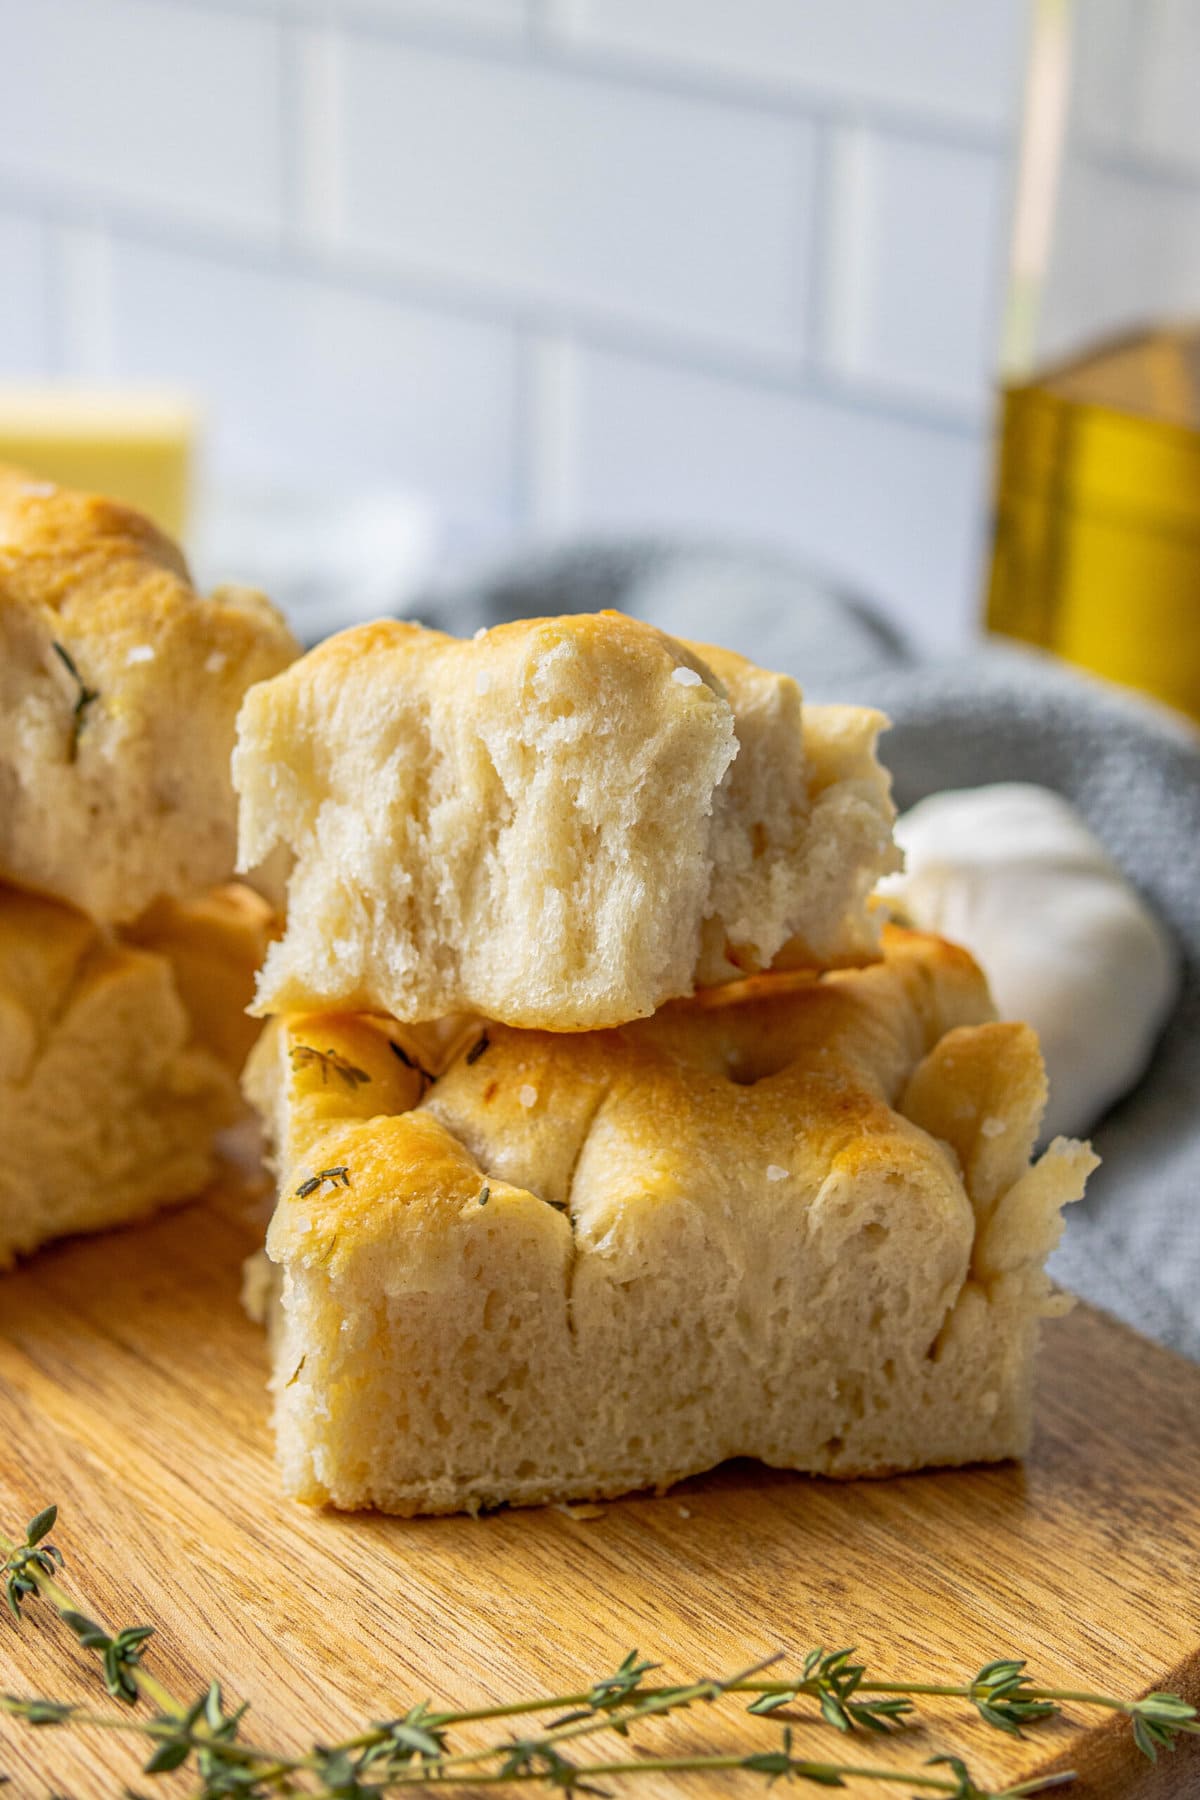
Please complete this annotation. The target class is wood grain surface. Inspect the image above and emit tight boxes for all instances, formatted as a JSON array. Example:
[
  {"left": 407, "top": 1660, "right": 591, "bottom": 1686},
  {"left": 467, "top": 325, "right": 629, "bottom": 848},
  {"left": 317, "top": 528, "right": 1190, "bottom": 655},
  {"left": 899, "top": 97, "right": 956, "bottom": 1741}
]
[{"left": 0, "top": 1162, "right": 1198, "bottom": 1799}]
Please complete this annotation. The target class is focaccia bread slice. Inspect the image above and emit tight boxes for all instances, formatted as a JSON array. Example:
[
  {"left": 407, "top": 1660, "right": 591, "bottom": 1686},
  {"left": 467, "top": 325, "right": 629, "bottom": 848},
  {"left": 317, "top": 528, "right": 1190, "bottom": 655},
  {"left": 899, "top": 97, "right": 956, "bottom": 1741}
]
[
  {"left": 0, "top": 880, "right": 274, "bottom": 1267},
  {"left": 0, "top": 466, "right": 298, "bottom": 923},
  {"left": 234, "top": 612, "right": 898, "bottom": 1030},
  {"left": 246, "top": 925, "right": 1096, "bottom": 1515}
]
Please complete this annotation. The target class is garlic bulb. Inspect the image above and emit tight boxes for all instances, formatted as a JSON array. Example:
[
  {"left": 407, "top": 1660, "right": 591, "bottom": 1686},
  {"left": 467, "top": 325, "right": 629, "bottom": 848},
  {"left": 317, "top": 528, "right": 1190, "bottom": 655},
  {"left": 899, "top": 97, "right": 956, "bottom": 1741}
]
[{"left": 880, "top": 784, "right": 1179, "bottom": 1140}]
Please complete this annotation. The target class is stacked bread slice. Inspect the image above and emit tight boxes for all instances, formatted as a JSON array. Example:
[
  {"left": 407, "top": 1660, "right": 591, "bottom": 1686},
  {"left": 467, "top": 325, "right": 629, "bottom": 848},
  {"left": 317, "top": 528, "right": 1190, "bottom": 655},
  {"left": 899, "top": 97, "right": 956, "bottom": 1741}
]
[
  {"left": 0, "top": 468, "right": 297, "bottom": 1266},
  {"left": 237, "top": 612, "right": 1097, "bottom": 1514}
]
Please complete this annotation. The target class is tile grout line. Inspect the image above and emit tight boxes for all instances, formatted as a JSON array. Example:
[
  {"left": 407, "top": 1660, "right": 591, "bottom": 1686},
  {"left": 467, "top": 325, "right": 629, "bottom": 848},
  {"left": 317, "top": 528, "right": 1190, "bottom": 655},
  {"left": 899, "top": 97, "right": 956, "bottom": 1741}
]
[
  {"left": 125, "top": 0, "right": 1015, "bottom": 153},
  {"left": 0, "top": 171, "right": 985, "bottom": 440}
]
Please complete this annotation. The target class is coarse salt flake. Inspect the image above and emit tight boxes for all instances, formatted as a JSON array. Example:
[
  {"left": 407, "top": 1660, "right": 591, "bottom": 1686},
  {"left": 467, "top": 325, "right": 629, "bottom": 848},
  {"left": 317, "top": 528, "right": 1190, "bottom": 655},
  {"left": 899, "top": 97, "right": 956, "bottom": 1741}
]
[
  {"left": 205, "top": 651, "right": 228, "bottom": 673},
  {"left": 766, "top": 1164, "right": 789, "bottom": 1182},
  {"left": 125, "top": 644, "right": 155, "bottom": 666},
  {"left": 473, "top": 626, "right": 488, "bottom": 640},
  {"left": 672, "top": 665, "right": 702, "bottom": 687},
  {"left": 518, "top": 1084, "right": 538, "bottom": 1109},
  {"left": 981, "top": 1117, "right": 1007, "bottom": 1139},
  {"left": 476, "top": 670, "right": 492, "bottom": 695}
]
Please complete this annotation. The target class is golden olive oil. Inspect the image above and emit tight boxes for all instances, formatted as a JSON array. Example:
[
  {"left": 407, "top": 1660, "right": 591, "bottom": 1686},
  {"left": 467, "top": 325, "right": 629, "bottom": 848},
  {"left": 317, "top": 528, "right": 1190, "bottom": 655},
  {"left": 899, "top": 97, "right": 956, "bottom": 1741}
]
[{"left": 987, "top": 325, "right": 1200, "bottom": 722}]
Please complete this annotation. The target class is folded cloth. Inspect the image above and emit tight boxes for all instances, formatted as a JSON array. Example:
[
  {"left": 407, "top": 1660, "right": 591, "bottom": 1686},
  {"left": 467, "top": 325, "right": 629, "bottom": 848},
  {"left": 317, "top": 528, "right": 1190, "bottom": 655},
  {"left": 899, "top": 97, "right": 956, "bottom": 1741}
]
[{"left": 414, "top": 540, "right": 1200, "bottom": 1361}]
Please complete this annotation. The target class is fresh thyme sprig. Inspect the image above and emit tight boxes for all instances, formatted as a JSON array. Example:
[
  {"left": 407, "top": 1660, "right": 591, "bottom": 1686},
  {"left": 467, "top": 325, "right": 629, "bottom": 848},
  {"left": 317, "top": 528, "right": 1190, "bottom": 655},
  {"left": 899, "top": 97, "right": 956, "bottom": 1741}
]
[
  {"left": 2, "top": 1506, "right": 1197, "bottom": 1797},
  {"left": 2, "top": 1506, "right": 60, "bottom": 1619},
  {"left": 51, "top": 641, "right": 99, "bottom": 760},
  {"left": 59, "top": 1613, "right": 155, "bottom": 1704},
  {"left": 747, "top": 1648, "right": 916, "bottom": 1734}
]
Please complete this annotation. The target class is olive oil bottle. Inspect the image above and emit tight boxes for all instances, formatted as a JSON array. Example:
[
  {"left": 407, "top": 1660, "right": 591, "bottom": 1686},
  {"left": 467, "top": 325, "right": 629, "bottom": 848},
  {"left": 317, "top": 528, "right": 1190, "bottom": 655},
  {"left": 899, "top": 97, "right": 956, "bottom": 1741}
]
[{"left": 988, "top": 325, "right": 1200, "bottom": 723}]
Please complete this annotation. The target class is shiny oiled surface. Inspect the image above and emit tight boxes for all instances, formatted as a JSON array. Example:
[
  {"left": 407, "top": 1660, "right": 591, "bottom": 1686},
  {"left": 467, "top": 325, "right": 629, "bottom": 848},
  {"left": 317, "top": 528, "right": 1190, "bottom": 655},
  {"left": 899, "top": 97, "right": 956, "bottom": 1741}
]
[{"left": 0, "top": 1175, "right": 1198, "bottom": 1799}]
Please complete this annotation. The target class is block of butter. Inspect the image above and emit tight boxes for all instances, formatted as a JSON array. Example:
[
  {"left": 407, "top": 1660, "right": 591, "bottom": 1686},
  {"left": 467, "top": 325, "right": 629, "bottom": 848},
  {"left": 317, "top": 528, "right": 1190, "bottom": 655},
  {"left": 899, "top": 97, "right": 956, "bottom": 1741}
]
[{"left": 0, "top": 387, "right": 196, "bottom": 537}]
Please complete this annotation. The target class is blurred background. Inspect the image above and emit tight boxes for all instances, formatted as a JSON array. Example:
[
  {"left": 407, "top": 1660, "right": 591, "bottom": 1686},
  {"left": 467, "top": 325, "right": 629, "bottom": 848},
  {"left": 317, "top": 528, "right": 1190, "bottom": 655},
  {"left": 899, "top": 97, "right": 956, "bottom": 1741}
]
[{"left": 3, "top": 0, "right": 1200, "bottom": 699}]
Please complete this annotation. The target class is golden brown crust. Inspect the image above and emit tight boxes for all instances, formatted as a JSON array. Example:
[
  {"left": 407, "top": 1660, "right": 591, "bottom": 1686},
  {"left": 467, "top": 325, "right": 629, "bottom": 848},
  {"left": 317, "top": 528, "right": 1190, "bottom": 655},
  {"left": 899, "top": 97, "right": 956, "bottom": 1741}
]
[
  {"left": 0, "top": 464, "right": 191, "bottom": 618},
  {"left": 289, "top": 608, "right": 723, "bottom": 690},
  {"left": 256, "top": 924, "right": 993, "bottom": 1253}
]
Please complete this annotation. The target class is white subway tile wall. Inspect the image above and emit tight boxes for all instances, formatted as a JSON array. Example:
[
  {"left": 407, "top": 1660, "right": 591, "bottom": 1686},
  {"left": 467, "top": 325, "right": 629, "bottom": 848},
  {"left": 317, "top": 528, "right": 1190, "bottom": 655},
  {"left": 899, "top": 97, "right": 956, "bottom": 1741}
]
[
  {"left": 548, "top": 345, "right": 989, "bottom": 638},
  {"left": 352, "top": 0, "right": 530, "bottom": 30},
  {"left": 0, "top": 212, "right": 49, "bottom": 373},
  {"left": 0, "top": 0, "right": 284, "bottom": 237},
  {"left": 0, "top": 0, "right": 1038, "bottom": 647},
  {"left": 822, "top": 130, "right": 1010, "bottom": 415},
  {"left": 104, "top": 240, "right": 520, "bottom": 514},
  {"left": 557, "top": 0, "right": 1027, "bottom": 129},
  {"left": 329, "top": 35, "right": 814, "bottom": 357}
]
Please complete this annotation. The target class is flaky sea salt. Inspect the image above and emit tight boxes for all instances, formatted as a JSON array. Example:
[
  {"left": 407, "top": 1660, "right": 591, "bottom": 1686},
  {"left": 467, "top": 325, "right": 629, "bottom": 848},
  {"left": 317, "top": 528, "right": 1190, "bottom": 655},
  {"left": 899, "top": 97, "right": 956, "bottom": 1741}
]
[
  {"left": 672, "top": 665, "right": 702, "bottom": 687},
  {"left": 125, "top": 644, "right": 156, "bottom": 666},
  {"left": 766, "top": 1164, "right": 789, "bottom": 1182},
  {"left": 476, "top": 670, "right": 492, "bottom": 695},
  {"left": 981, "top": 1117, "right": 1007, "bottom": 1139},
  {"left": 473, "top": 626, "right": 488, "bottom": 640},
  {"left": 518, "top": 1085, "right": 538, "bottom": 1109},
  {"left": 205, "top": 651, "right": 228, "bottom": 673}
]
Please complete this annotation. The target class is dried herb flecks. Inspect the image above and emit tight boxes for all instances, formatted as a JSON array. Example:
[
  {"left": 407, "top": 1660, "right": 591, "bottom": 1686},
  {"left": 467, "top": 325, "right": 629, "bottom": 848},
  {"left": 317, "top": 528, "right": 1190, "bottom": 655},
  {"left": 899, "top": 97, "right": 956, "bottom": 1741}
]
[
  {"left": 295, "top": 1166, "right": 351, "bottom": 1200},
  {"left": 51, "top": 642, "right": 99, "bottom": 762},
  {"left": 290, "top": 1044, "right": 371, "bottom": 1091},
  {"left": 389, "top": 1040, "right": 435, "bottom": 1086}
]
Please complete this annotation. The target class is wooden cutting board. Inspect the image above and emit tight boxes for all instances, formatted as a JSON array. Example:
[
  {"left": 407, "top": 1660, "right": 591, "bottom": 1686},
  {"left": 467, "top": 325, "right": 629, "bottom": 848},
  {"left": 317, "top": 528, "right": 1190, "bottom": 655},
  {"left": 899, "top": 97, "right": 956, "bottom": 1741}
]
[{"left": 1, "top": 1166, "right": 1198, "bottom": 1800}]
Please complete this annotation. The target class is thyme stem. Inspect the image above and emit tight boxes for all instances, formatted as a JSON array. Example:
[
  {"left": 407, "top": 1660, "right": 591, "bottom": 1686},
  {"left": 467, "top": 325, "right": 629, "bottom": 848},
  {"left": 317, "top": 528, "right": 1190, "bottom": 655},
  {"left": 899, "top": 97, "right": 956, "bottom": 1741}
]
[
  {"left": 0, "top": 1698, "right": 288, "bottom": 1767},
  {"left": 379, "top": 1757, "right": 1037, "bottom": 1791},
  {"left": 0, "top": 1526, "right": 181, "bottom": 1722},
  {"left": 430, "top": 1657, "right": 782, "bottom": 1777},
  {"left": 765, "top": 1678, "right": 1200, "bottom": 1725}
]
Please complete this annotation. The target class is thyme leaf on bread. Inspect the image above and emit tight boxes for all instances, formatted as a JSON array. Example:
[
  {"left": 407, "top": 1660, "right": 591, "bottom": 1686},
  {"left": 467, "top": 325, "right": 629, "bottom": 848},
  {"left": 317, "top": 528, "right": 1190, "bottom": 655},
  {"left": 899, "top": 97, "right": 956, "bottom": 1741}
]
[
  {"left": 295, "top": 1166, "right": 350, "bottom": 1199},
  {"left": 466, "top": 1032, "right": 491, "bottom": 1066},
  {"left": 290, "top": 1045, "right": 371, "bottom": 1091},
  {"left": 389, "top": 1040, "right": 435, "bottom": 1087},
  {"left": 50, "top": 642, "right": 99, "bottom": 761},
  {"left": 3, "top": 1507, "right": 1198, "bottom": 1796}
]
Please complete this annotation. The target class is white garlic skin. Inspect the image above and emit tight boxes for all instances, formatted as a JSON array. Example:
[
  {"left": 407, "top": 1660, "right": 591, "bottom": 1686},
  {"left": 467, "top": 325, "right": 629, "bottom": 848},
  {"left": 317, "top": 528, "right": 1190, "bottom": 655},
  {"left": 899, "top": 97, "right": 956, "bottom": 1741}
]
[{"left": 880, "top": 783, "right": 1179, "bottom": 1140}]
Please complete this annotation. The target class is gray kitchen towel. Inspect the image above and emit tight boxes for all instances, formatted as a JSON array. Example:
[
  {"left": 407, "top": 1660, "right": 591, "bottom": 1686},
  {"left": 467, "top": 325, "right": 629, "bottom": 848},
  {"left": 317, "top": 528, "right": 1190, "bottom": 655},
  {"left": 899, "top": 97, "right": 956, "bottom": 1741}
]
[{"left": 414, "top": 540, "right": 1200, "bottom": 1360}]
